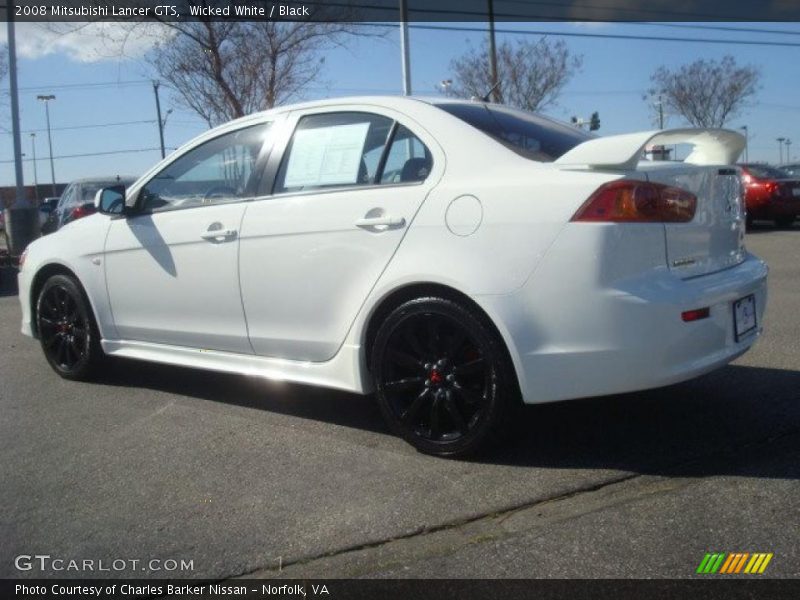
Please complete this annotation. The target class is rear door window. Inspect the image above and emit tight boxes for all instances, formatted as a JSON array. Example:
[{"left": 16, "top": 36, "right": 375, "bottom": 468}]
[{"left": 380, "top": 125, "right": 432, "bottom": 184}]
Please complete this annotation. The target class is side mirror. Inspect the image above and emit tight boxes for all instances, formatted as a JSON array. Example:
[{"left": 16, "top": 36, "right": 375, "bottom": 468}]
[{"left": 95, "top": 185, "right": 127, "bottom": 216}]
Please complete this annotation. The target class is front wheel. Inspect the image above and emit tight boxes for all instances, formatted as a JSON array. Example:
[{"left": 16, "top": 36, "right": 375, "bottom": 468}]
[
  {"left": 371, "top": 297, "right": 518, "bottom": 457},
  {"left": 36, "top": 274, "right": 104, "bottom": 380}
]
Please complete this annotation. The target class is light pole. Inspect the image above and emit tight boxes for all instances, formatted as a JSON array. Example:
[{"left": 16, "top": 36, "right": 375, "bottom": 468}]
[
  {"left": 399, "top": 0, "right": 411, "bottom": 95},
  {"left": 777, "top": 137, "right": 786, "bottom": 164},
  {"left": 152, "top": 81, "right": 167, "bottom": 159},
  {"left": 739, "top": 125, "right": 749, "bottom": 163},
  {"left": 30, "top": 133, "right": 39, "bottom": 203},
  {"left": 37, "top": 95, "right": 57, "bottom": 196},
  {"left": 5, "top": 13, "right": 40, "bottom": 255},
  {"left": 785, "top": 139, "right": 792, "bottom": 163},
  {"left": 487, "top": 0, "right": 499, "bottom": 103},
  {"left": 655, "top": 93, "right": 664, "bottom": 129}
]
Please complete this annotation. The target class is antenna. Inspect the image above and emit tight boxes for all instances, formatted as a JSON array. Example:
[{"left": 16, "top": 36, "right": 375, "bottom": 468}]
[{"left": 480, "top": 80, "right": 502, "bottom": 103}]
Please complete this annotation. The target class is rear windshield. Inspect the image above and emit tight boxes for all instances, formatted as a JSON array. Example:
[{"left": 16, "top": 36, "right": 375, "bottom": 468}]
[
  {"left": 742, "top": 164, "right": 788, "bottom": 179},
  {"left": 436, "top": 102, "right": 592, "bottom": 162}
]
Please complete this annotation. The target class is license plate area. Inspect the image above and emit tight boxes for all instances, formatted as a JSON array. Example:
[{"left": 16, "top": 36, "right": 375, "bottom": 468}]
[{"left": 733, "top": 294, "right": 757, "bottom": 341}]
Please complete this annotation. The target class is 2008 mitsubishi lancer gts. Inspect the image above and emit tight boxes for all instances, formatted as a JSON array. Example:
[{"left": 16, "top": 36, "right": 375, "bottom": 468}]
[{"left": 18, "top": 96, "right": 768, "bottom": 456}]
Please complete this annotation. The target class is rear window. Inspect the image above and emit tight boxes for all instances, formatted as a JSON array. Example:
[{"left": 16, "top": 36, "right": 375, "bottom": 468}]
[
  {"left": 436, "top": 102, "right": 592, "bottom": 162},
  {"left": 743, "top": 164, "right": 789, "bottom": 179}
]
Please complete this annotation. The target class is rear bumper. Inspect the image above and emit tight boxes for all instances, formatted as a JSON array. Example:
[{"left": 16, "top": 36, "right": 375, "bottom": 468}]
[
  {"left": 479, "top": 252, "right": 768, "bottom": 405},
  {"left": 752, "top": 198, "right": 800, "bottom": 218}
]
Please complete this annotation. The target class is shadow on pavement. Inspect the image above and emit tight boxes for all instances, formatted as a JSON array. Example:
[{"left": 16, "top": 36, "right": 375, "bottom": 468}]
[
  {"left": 746, "top": 220, "right": 798, "bottom": 235},
  {"left": 96, "top": 357, "right": 800, "bottom": 480}
]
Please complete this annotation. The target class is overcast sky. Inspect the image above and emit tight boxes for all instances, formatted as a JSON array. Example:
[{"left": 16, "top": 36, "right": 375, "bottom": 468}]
[{"left": 2, "top": 21, "right": 799, "bottom": 188}]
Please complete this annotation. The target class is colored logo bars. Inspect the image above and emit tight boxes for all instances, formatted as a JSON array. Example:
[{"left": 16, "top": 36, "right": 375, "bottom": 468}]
[{"left": 696, "top": 552, "right": 773, "bottom": 574}]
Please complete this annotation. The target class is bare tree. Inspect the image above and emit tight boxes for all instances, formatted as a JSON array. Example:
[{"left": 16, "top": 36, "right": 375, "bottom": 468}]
[
  {"left": 445, "top": 38, "right": 582, "bottom": 112},
  {"left": 148, "top": 20, "right": 372, "bottom": 126},
  {"left": 649, "top": 56, "right": 760, "bottom": 128},
  {"left": 46, "top": 3, "right": 383, "bottom": 127}
]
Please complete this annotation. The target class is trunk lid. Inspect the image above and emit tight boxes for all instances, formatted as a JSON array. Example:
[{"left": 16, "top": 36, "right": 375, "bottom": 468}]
[
  {"left": 641, "top": 163, "right": 746, "bottom": 278},
  {"left": 556, "top": 127, "right": 747, "bottom": 279}
]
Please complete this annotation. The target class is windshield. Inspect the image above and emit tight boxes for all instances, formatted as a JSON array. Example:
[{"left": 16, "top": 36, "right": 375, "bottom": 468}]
[
  {"left": 742, "top": 164, "right": 789, "bottom": 180},
  {"left": 435, "top": 102, "right": 592, "bottom": 162}
]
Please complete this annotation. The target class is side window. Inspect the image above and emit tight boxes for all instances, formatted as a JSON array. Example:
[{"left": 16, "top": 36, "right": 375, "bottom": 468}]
[
  {"left": 380, "top": 125, "right": 432, "bottom": 184},
  {"left": 275, "top": 112, "right": 393, "bottom": 193},
  {"left": 139, "top": 123, "right": 272, "bottom": 213}
]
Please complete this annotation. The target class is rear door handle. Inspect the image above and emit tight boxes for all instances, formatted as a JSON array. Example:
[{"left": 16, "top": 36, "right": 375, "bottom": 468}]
[
  {"left": 355, "top": 216, "right": 406, "bottom": 230},
  {"left": 201, "top": 228, "right": 237, "bottom": 241}
]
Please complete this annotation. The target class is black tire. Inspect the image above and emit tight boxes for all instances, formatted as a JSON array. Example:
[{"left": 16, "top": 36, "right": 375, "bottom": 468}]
[
  {"left": 36, "top": 274, "right": 104, "bottom": 381},
  {"left": 370, "top": 296, "right": 519, "bottom": 457},
  {"left": 774, "top": 216, "right": 795, "bottom": 229}
]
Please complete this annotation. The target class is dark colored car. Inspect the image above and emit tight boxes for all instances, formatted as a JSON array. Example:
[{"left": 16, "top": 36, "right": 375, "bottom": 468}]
[
  {"left": 38, "top": 197, "right": 60, "bottom": 227},
  {"left": 41, "top": 176, "right": 137, "bottom": 235},
  {"left": 739, "top": 163, "right": 800, "bottom": 228},
  {"left": 780, "top": 163, "right": 800, "bottom": 178}
]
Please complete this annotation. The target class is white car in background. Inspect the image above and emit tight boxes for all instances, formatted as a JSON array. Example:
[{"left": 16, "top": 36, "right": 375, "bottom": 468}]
[{"left": 18, "top": 96, "right": 767, "bottom": 456}]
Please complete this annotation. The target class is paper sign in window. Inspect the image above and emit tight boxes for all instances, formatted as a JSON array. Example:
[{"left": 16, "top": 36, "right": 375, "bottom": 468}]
[{"left": 284, "top": 122, "right": 370, "bottom": 188}]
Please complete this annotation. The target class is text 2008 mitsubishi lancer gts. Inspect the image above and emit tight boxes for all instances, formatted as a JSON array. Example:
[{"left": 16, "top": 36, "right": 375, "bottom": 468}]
[{"left": 18, "top": 96, "right": 767, "bottom": 456}]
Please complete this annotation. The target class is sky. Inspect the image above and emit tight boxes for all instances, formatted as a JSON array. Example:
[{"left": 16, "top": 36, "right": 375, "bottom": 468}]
[{"left": 1, "top": 20, "right": 799, "bottom": 188}]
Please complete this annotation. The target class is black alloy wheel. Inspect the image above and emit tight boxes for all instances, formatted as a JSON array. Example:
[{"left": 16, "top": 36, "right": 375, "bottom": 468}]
[
  {"left": 371, "top": 297, "right": 517, "bottom": 457},
  {"left": 36, "top": 274, "right": 103, "bottom": 380}
]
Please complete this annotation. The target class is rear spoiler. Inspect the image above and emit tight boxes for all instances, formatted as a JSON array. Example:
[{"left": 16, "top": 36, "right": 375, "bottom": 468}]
[{"left": 555, "top": 128, "right": 745, "bottom": 171}]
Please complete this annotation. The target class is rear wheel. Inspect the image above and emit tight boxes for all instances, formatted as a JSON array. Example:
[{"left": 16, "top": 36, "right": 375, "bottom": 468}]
[
  {"left": 36, "top": 274, "right": 104, "bottom": 380},
  {"left": 371, "top": 297, "right": 518, "bottom": 457},
  {"left": 774, "top": 216, "right": 795, "bottom": 229}
]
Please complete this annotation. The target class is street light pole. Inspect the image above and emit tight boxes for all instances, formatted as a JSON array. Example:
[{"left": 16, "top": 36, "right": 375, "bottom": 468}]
[
  {"left": 785, "top": 139, "right": 792, "bottom": 163},
  {"left": 30, "top": 133, "right": 39, "bottom": 203},
  {"left": 739, "top": 125, "right": 749, "bottom": 163},
  {"left": 152, "top": 81, "right": 167, "bottom": 159},
  {"left": 777, "top": 137, "right": 785, "bottom": 165},
  {"left": 399, "top": 0, "right": 412, "bottom": 96},
  {"left": 5, "top": 15, "right": 40, "bottom": 255},
  {"left": 7, "top": 17, "right": 26, "bottom": 209},
  {"left": 37, "top": 95, "right": 57, "bottom": 196},
  {"left": 488, "top": 0, "right": 499, "bottom": 103}
]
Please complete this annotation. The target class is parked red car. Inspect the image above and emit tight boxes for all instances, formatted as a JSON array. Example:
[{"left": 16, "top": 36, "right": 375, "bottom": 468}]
[{"left": 739, "top": 163, "right": 800, "bottom": 228}]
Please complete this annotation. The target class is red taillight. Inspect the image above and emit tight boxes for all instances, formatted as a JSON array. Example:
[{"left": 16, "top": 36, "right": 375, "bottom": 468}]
[
  {"left": 682, "top": 307, "right": 710, "bottom": 322},
  {"left": 572, "top": 180, "right": 697, "bottom": 223},
  {"left": 764, "top": 181, "right": 779, "bottom": 195},
  {"left": 70, "top": 204, "right": 96, "bottom": 221}
]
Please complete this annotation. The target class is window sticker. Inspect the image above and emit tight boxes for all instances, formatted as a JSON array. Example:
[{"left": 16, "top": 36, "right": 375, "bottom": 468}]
[{"left": 284, "top": 122, "right": 370, "bottom": 187}]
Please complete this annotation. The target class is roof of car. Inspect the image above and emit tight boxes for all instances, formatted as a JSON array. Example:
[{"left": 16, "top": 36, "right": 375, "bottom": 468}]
[{"left": 220, "top": 95, "right": 492, "bottom": 129}]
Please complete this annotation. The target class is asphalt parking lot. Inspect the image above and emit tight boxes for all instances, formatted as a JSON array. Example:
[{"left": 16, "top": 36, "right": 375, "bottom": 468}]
[{"left": 1, "top": 223, "right": 798, "bottom": 580}]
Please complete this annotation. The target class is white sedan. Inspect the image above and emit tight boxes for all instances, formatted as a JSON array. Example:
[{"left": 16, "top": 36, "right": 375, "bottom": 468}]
[{"left": 18, "top": 96, "right": 767, "bottom": 456}]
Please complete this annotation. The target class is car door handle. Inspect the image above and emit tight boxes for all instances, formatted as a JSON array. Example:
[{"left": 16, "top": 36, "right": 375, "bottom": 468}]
[
  {"left": 355, "top": 216, "right": 406, "bottom": 230},
  {"left": 201, "top": 228, "right": 237, "bottom": 241}
]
